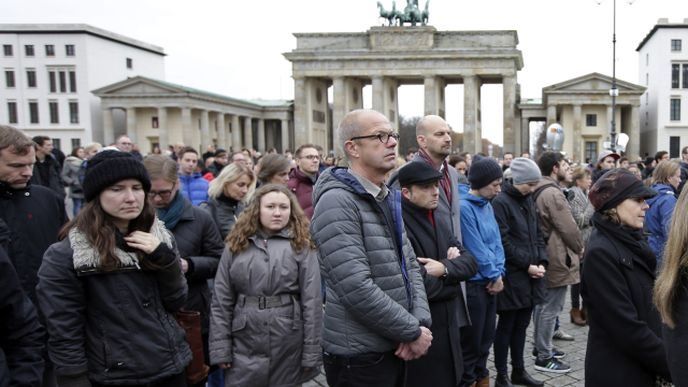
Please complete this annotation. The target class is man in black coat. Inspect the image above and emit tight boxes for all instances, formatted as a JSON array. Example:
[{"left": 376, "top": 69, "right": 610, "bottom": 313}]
[
  {"left": 30, "top": 136, "right": 65, "bottom": 200},
  {"left": 0, "top": 219, "right": 45, "bottom": 387},
  {"left": 399, "top": 161, "right": 478, "bottom": 387}
]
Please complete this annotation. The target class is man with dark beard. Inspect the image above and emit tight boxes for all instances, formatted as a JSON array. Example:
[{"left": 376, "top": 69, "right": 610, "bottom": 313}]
[{"left": 399, "top": 161, "right": 477, "bottom": 387}]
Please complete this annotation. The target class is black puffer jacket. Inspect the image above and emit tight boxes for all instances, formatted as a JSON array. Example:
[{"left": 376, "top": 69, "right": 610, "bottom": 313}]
[
  {"left": 170, "top": 198, "right": 224, "bottom": 333},
  {"left": 0, "top": 182, "right": 67, "bottom": 303},
  {"left": 492, "top": 182, "right": 548, "bottom": 311},
  {"left": 30, "top": 155, "right": 65, "bottom": 199},
  {"left": 36, "top": 219, "right": 191, "bottom": 386},
  {"left": 0, "top": 220, "right": 45, "bottom": 387},
  {"left": 202, "top": 195, "right": 245, "bottom": 240}
]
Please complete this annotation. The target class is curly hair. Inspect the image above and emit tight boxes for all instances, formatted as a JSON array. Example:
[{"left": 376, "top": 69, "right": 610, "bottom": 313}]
[{"left": 227, "top": 184, "right": 314, "bottom": 254}]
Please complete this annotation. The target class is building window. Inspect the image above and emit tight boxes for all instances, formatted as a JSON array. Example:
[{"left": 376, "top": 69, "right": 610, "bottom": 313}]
[
  {"left": 670, "top": 136, "right": 680, "bottom": 158},
  {"left": 65, "top": 44, "right": 75, "bottom": 56},
  {"left": 671, "top": 98, "right": 681, "bottom": 121},
  {"left": 48, "top": 71, "right": 56, "bottom": 92},
  {"left": 2, "top": 45, "right": 12, "bottom": 56},
  {"left": 71, "top": 138, "right": 81, "bottom": 149},
  {"left": 683, "top": 64, "right": 688, "bottom": 89},
  {"left": 672, "top": 39, "right": 682, "bottom": 52},
  {"left": 672, "top": 64, "right": 680, "bottom": 88},
  {"left": 45, "top": 44, "right": 54, "bottom": 57},
  {"left": 25, "top": 44, "right": 34, "bottom": 57},
  {"left": 28, "top": 101, "right": 39, "bottom": 124},
  {"left": 7, "top": 101, "right": 17, "bottom": 124},
  {"left": 69, "top": 101, "right": 79, "bottom": 124},
  {"left": 69, "top": 71, "right": 76, "bottom": 92},
  {"left": 585, "top": 141, "right": 598, "bottom": 165},
  {"left": 59, "top": 71, "right": 66, "bottom": 92},
  {"left": 5, "top": 70, "right": 15, "bottom": 88},
  {"left": 52, "top": 138, "right": 61, "bottom": 151},
  {"left": 585, "top": 114, "right": 597, "bottom": 127},
  {"left": 49, "top": 101, "right": 59, "bottom": 124},
  {"left": 152, "top": 116, "right": 159, "bottom": 128},
  {"left": 26, "top": 69, "right": 36, "bottom": 88},
  {"left": 126, "top": 57, "right": 133, "bottom": 69}
]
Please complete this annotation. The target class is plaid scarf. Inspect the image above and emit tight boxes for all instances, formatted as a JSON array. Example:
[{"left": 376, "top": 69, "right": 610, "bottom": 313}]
[{"left": 417, "top": 148, "right": 452, "bottom": 205}]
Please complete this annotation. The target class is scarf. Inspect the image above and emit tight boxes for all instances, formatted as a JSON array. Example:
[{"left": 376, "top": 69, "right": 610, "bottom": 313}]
[
  {"left": 417, "top": 148, "right": 452, "bottom": 205},
  {"left": 591, "top": 212, "right": 657, "bottom": 274},
  {"left": 156, "top": 191, "right": 185, "bottom": 230}
]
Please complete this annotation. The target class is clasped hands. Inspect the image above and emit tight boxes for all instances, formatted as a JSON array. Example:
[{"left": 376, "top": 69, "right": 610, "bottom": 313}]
[
  {"left": 417, "top": 246, "right": 461, "bottom": 278},
  {"left": 395, "top": 326, "right": 432, "bottom": 361}
]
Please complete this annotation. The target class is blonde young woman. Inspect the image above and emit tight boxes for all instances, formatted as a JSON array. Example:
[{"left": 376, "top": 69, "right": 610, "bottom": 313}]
[
  {"left": 209, "top": 184, "right": 322, "bottom": 386},
  {"left": 655, "top": 185, "right": 688, "bottom": 385},
  {"left": 645, "top": 160, "right": 682, "bottom": 265},
  {"left": 202, "top": 163, "right": 255, "bottom": 240}
]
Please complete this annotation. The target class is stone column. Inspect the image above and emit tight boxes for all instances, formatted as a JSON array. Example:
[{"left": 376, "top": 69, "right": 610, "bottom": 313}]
[
  {"left": 217, "top": 113, "right": 227, "bottom": 150},
  {"left": 424, "top": 76, "right": 446, "bottom": 117},
  {"left": 181, "top": 107, "right": 193, "bottom": 146},
  {"left": 572, "top": 104, "right": 582, "bottom": 161},
  {"left": 200, "top": 110, "right": 210, "bottom": 150},
  {"left": 102, "top": 108, "right": 114, "bottom": 145},
  {"left": 126, "top": 107, "right": 138, "bottom": 144},
  {"left": 231, "top": 115, "right": 241, "bottom": 151},
  {"left": 502, "top": 75, "right": 517, "bottom": 153},
  {"left": 293, "top": 77, "right": 308, "bottom": 148},
  {"left": 372, "top": 76, "right": 384, "bottom": 113},
  {"left": 257, "top": 119, "right": 266, "bottom": 152},
  {"left": 281, "top": 119, "right": 290, "bottom": 152},
  {"left": 546, "top": 104, "right": 557, "bottom": 126},
  {"left": 157, "top": 107, "right": 168, "bottom": 151},
  {"left": 521, "top": 117, "right": 530, "bottom": 154},
  {"left": 332, "top": 77, "right": 347, "bottom": 144},
  {"left": 463, "top": 75, "right": 481, "bottom": 154},
  {"left": 243, "top": 116, "right": 253, "bottom": 150},
  {"left": 630, "top": 104, "right": 640, "bottom": 160}
]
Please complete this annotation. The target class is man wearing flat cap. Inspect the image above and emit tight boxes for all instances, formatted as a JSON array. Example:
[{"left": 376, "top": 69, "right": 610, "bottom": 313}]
[{"left": 399, "top": 161, "right": 478, "bottom": 387}]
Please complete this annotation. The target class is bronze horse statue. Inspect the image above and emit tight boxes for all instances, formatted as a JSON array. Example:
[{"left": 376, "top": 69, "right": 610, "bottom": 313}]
[
  {"left": 377, "top": 1, "right": 398, "bottom": 26},
  {"left": 377, "top": 0, "right": 429, "bottom": 27}
]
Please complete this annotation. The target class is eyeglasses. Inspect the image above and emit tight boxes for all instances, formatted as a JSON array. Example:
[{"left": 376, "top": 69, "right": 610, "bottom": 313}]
[
  {"left": 149, "top": 183, "right": 176, "bottom": 200},
  {"left": 300, "top": 155, "right": 320, "bottom": 160},
  {"left": 349, "top": 132, "right": 400, "bottom": 144}
]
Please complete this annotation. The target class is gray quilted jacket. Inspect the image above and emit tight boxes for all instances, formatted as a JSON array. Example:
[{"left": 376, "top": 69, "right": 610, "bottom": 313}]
[{"left": 311, "top": 167, "right": 431, "bottom": 356}]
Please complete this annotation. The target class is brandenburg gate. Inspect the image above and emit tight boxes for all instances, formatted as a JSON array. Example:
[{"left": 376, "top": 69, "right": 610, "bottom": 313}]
[{"left": 284, "top": 25, "right": 524, "bottom": 154}]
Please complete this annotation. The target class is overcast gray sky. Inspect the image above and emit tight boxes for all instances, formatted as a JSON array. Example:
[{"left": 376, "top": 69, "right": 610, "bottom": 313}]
[{"left": 2, "top": 0, "right": 687, "bottom": 145}]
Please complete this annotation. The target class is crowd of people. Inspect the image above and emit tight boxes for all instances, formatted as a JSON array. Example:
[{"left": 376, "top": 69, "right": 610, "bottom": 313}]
[{"left": 2, "top": 111, "right": 688, "bottom": 387}]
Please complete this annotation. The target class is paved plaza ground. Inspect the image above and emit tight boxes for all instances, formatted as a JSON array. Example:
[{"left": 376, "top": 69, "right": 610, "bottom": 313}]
[{"left": 305, "top": 291, "right": 588, "bottom": 387}]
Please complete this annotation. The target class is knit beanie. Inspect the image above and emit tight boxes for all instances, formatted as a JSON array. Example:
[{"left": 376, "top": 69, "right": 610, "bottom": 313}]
[
  {"left": 83, "top": 150, "right": 151, "bottom": 202},
  {"left": 468, "top": 158, "right": 503, "bottom": 189},
  {"left": 510, "top": 157, "right": 541, "bottom": 185}
]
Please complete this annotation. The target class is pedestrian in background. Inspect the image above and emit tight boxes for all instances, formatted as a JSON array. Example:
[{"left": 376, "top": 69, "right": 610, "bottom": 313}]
[
  {"left": 61, "top": 146, "right": 85, "bottom": 217},
  {"left": 209, "top": 184, "right": 322, "bottom": 386},
  {"left": 203, "top": 163, "right": 255, "bottom": 239},
  {"left": 645, "top": 160, "right": 681, "bottom": 266}
]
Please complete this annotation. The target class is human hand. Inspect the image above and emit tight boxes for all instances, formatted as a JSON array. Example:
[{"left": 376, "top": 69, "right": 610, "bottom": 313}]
[
  {"left": 219, "top": 362, "right": 231, "bottom": 369},
  {"left": 487, "top": 276, "right": 504, "bottom": 295},
  {"left": 406, "top": 326, "right": 432, "bottom": 359},
  {"left": 124, "top": 231, "right": 161, "bottom": 254},
  {"left": 417, "top": 258, "right": 446, "bottom": 278},
  {"left": 447, "top": 246, "right": 461, "bottom": 260},
  {"left": 180, "top": 258, "right": 189, "bottom": 273},
  {"left": 528, "top": 264, "right": 545, "bottom": 279}
]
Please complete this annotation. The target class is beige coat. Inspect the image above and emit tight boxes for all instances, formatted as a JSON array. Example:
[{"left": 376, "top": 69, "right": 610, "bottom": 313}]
[
  {"left": 209, "top": 230, "right": 322, "bottom": 387},
  {"left": 534, "top": 177, "right": 584, "bottom": 288}
]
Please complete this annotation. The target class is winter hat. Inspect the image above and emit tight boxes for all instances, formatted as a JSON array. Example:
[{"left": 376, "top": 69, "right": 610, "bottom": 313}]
[
  {"left": 468, "top": 158, "right": 503, "bottom": 189},
  {"left": 214, "top": 148, "right": 228, "bottom": 158},
  {"left": 588, "top": 168, "right": 656, "bottom": 212},
  {"left": 510, "top": 157, "right": 541, "bottom": 185},
  {"left": 83, "top": 150, "right": 151, "bottom": 202},
  {"left": 596, "top": 150, "right": 620, "bottom": 168},
  {"left": 398, "top": 161, "right": 443, "bottom": 188}
]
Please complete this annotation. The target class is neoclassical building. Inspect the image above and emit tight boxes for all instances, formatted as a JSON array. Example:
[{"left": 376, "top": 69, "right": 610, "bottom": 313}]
[{"left": 92, "top": 76, "right": 293, "bottom": 153}]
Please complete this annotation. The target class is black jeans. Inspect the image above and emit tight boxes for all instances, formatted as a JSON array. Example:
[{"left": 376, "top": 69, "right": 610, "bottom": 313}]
[
  {"left": 323, "top": 350, "right": 405, "bottom": 387},
  {"left": 460, "top": 282, "right": 497, "bottom": 387},
  {"left": 571, "top": 262, "right": 585, "bottom": 309},
  {"left": 494, "top": 307, "right": 533, "bottom": 375},
  {"left": 92, "top": 372, "right": 186, "bottom": 387}
]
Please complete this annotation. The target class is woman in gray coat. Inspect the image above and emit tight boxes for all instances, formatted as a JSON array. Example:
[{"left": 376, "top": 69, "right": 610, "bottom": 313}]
[
  {"left": 61, "top": 146, "right": 85, "bottom": 216},
  {"left": 209, "top": 184, "right": 322, "bottom": 387}
]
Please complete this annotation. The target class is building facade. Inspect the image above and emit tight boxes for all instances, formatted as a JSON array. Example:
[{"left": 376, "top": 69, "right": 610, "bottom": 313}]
[
  {"left": 637, "top": 18, "right": 688, "bottom": 158},
  {"left": 0, "top": 24, "right": 165, "bottom": 151}
]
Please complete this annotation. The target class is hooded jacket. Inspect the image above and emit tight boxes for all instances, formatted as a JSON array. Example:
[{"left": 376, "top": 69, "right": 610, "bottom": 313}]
[
  {"left": 310, "top": 167, "right": 431, "bottom": 356},
  {"left": 459, "top": 191, "right": 505, "bottom": 283},
  {"left": 645, "top": 183, "right": 677, "bottom": 263},
  {"left": 179, "top": 172, "right": 209, "bottom": 206},
  {"left": 61, "top": 156, "right": 84, "bottom": 199}
]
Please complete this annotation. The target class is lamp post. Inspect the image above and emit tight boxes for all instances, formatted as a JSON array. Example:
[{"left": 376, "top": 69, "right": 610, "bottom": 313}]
[{"left": 609, "top": 0, "right": 618, "bottom": 152}]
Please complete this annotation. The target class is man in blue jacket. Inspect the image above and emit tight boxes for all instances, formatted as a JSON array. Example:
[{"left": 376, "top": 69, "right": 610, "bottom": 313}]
[
  {"left": 459, "top": 157, "right": 506, "bottom": 387},
  {"left": 177, "top": 146, "right": 209, "bottom": 205}
]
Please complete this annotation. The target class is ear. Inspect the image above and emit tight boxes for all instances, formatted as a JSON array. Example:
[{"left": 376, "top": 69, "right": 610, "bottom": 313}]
[
  {"left": 344, "top": 141, "right": 359, "bottom": 160},
  {"left": 416, "top": 135, "right": 426, "bottom": 149},
  {"left": 401, "top": 186, "right": 411, "bottom": 200}
]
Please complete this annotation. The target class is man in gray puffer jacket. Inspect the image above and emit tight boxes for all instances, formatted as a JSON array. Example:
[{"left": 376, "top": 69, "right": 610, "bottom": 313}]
[{"left": 311, "top": 109, "right": 432, "bottom": 387}]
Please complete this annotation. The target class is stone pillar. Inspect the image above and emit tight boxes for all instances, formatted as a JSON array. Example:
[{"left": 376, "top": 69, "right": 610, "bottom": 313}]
[
  {"left": 546, "top": 104, "right": 557, "bottom": 126},
  {"left": 281, "top": 119, "right": 290, "bottom": 152},
  {"left": 217, "top": 113, "right": 227, "bottom": 150},
  {"left": 102, "top": 108, "right": 114, "bottom": 145},
  {"left": 424, "top": 76, "right": 446, "bottom": 117},
  {"left": 521, "top": 117, "right": 530, "bottom": 154},
  {"left": 231, "top": 115, "right": 241, "bottom": 151},
  {"left": 126, "top": 107, "right": 138, "bottom": 144},
  {"left": 293, "top": 77, "right": 308, "bottom": 148},
  {"left": 463, "top": 75, "right": 481, "bottom": 154},
  {"left": 502, "top": 75, "right": 517, "bottom": 153},
  {"left": 332, "top": 77, "right": 347, "bottom": 144},
  {"left": 573, "top": 104, "right": 582, "bottom": 161},
  {"left": 200, "top": 110, "right": 210, "bottom": 150},
  {"left": 630, "top": 104, "right": 640, "bottom": 160},
  {"left": 181, "top": 107, "right": 193, "bottom": 146},
  {"left": 372, "top": 76, "right": 385, "bottom": 112},
  {"left": 157, "top": 107, "right": 168, "bottom": 151},
  {"left": 257, "top": 119, "right": 266, "bottom": 152},
  {"left": 243, "top": 116, "right": 253, "bottom": 150},
  {"left": 372, "top": 76, "right": 399, "bottom": 130}
]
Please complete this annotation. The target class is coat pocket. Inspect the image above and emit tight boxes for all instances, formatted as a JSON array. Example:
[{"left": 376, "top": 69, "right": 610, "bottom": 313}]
[{"left": 231, "top": 314, "right": 247, "bottom": 333}]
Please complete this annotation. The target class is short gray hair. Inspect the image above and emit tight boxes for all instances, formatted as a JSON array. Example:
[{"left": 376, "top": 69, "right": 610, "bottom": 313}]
[{"left": 336, "top": 109, "right": 369, "bottom": 160}]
